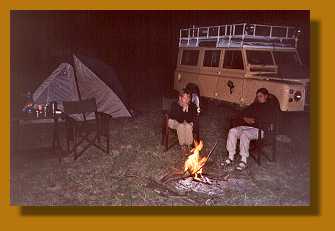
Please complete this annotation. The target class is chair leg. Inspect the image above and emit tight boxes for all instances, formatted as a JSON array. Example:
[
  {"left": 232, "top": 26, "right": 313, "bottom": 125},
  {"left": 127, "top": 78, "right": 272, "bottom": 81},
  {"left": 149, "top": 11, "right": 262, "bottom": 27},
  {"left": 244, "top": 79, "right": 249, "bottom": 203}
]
[
  {"left": 255, "top": 151, "right": 261, "bottom": 165},
  {"left": 161, "top": 119, "right": 166, "bottom": 145},
  {"left": 106, "top": 135, "right": 110, "bottom": 154},
  {"left": 97, "top": 126, "right": 101, "bottom": 144},
  {"left": 97, "top": 116, "right": 101, "bottom": 144},
  {"left": 164, "top": 128, "right": 169, "bottom": 151},
  {"left": 161, "top": 130, "right": 165, "bottom": 145},
  {"left": 250, "top": 151, "right": 260, "bottom": 166},
  {"left": 106, "top": 117, "right": 110, "bottom": 154},
  {"left": 251, "top": 143, "right": 262, "bottom": 166},
  {"left": 271, "top": 141, "right": 277, "bottom": 162},
  {"left": 73, "top": 130, "right": 78, "bottom": 160},
  {"left": 67, "top": 138, "right": 70, "bottom": 153}
]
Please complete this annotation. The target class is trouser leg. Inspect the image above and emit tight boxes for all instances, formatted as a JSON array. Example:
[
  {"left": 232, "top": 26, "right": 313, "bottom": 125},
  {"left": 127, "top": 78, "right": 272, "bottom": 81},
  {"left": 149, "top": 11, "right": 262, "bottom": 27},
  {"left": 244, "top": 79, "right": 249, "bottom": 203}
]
[
  {"left": 226, "top": 127, "right": 242, "bottom": 160},
  {"left": 168, "top": 120, "right": 195, "bottom": 146},
  {"left": 168, "top": 119, "right": 186, "bottom": 145},
  {"left": 239, "top": 127, "right": 264, "bottom": 163},
  {"left": 184, "top": 122, "right": 194, "bottom": 146},
  {"left": 176, "top": 123, "right": 187, "bottom": 145}
]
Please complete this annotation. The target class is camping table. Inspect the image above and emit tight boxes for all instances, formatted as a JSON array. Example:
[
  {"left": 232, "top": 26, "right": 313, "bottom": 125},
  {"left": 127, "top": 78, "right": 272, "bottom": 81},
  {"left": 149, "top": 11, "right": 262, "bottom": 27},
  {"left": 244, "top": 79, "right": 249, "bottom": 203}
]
[{"left": 13, "top": 113, "right": 64, "bottom": 162}]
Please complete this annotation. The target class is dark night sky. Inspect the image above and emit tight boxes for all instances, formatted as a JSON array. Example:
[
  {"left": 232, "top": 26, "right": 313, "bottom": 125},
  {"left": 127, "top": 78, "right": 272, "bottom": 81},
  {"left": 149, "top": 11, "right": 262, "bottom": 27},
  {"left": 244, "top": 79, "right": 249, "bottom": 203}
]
[{"left": 11, "top": 10, "right": 309, "bottom": 104}]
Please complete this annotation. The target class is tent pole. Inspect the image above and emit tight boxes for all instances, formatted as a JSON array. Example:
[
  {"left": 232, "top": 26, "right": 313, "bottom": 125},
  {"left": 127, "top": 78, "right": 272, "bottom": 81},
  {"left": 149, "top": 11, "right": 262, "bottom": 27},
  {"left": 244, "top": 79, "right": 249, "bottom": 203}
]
[
  {"left": 73, "top": 65, "right": 82, "bottom": 101},
  {"left": 73, "top": 60, "right": 87, "bottom": 121}
]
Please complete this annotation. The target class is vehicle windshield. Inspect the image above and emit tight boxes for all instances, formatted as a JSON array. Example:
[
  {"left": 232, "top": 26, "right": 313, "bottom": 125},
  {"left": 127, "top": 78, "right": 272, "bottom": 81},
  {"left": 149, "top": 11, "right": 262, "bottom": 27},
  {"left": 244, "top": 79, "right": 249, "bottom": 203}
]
[
  {"left": 273, "top": 51, "right": 300, "bottom": 67},
  {"left": 246, "top": 50, "right": 274, "bottom": 66},
  {"left": 273, "top": 51, "right": 308, "bottom": 79}
]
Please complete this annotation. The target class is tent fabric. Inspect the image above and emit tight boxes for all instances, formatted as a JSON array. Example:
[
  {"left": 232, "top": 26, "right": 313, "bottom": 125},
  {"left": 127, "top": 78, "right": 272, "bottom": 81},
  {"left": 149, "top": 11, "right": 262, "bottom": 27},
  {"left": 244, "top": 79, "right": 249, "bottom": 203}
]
[
  {"left": 73, "top": 55, "right": 132, "bottom": 118},
  {"left": 73, "top": 54, "right": 129, "bottom": 108},
  {"left": 32, "top": 63, "right": 79, "bottom": 112}
]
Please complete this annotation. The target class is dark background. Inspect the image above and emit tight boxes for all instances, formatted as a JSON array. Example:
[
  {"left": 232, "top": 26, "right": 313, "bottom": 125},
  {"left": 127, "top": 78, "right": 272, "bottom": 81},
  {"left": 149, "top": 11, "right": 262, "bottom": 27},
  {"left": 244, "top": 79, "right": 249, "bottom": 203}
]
[{"left": 11, "top": 10, "right": 309, "bottom": 107}]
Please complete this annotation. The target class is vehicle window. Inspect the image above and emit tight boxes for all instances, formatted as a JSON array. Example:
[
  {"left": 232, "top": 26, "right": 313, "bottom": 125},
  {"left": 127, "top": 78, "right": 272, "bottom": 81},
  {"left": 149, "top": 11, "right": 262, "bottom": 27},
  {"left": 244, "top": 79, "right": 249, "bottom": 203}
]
[
  {"left": 273, "top": 51, "right": 300, "bottom": 66},
  {"left": 246, "top": 50, "right": 274, "bottom": 65},
  {"left": 203, "top": 50, "right": 221, "bottom": 67},
  {"left": 272, "top": 51, "right": 306, "bottom": 79},
  {"left": 181, "top": 50, "right": 199, "bottom": 66},
  {"left": 223, "top": 50, "right": 244, "bottom": 69}
]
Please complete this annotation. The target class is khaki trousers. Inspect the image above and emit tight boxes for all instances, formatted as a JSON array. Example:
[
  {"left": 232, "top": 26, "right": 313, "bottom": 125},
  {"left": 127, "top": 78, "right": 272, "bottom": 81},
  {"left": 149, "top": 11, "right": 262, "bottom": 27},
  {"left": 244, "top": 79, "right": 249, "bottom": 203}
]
[{"left": 168, "top": 119, "right": 193, "bottom": 145}]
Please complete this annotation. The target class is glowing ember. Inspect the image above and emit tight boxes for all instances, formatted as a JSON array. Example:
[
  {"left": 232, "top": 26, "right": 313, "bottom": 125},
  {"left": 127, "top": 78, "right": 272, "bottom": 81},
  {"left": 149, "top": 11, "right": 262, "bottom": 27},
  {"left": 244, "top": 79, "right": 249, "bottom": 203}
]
[{"left": 184, "top": 140, "right": 208, "bottom": 181}]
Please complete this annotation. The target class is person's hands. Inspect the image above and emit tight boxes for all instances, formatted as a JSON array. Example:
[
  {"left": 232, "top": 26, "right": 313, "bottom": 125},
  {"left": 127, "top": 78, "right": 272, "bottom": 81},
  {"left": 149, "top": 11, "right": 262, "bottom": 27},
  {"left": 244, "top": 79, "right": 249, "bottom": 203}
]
[
  {"left": 183, "top": 121, "right": 193, "bottom": 126},
  {"left": 178, "top": 98, "right": 184, "bottom": 107},
  {"left": 182, "top": 104, "right": 189, "bottom": 112},
  {"left": 243, "top": 117, "right": 256, "bottom": 125}
]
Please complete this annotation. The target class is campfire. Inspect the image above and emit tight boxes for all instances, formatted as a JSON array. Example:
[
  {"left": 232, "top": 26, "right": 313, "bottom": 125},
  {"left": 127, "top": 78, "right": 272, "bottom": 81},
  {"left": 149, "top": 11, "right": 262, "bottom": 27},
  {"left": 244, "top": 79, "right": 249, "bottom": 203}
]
[
  {"left": 184, "top": 140, "right": 212, "bottom": 184},
  {"left": 158, "top": 139, "right": 231, "bottom": 198},
  {"left": 160, "top": 140, "right": 219, "bottom": 185}
]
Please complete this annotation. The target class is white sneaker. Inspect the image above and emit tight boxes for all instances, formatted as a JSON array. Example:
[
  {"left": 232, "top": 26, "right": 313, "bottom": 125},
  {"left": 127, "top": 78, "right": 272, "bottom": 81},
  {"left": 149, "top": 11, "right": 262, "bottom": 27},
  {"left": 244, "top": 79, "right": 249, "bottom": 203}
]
[
  {"left": 236, "top": 161, "right": 247, "bottom": 171},
  {"left": 221, "top": 158, "right": 234, "bottom": 166}
]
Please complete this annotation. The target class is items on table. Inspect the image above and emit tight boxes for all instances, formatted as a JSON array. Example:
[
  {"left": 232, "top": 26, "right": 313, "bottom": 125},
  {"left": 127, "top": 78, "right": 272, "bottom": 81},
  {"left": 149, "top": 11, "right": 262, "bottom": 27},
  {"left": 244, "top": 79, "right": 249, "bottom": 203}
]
[{"left": 22, "top": 95, "right": 58, "bottom": 119}]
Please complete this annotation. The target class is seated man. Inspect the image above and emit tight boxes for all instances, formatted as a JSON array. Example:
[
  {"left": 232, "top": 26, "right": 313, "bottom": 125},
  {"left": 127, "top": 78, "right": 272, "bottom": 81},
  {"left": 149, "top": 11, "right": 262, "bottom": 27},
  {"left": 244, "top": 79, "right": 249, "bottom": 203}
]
[
  {"left": 168, "top": 88, "right": 198, "bottom": 155},
  {"left": 223, "top": 88, "right": 279, "bottom": 170}
]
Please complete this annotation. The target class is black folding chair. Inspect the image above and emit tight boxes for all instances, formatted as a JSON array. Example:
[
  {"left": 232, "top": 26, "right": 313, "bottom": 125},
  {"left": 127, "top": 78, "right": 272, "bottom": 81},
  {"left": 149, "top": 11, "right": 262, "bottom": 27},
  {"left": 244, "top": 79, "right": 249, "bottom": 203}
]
[
  {"left": 229, "top": 94, "right": 280, "bottom": 165},
  {"left": 63, "top": 98, "right": 111, "bottom": 160}
]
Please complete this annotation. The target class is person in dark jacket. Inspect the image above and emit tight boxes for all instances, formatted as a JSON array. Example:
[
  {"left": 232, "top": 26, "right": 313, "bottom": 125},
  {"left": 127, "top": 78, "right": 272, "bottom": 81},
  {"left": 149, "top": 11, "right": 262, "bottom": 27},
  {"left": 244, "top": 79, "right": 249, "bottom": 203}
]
[
  {"left": 223, "top": 88, "right": 279, "bottom": 170},
  {"left": 168, "top": 88, "right": 198, "bottom": 154}
]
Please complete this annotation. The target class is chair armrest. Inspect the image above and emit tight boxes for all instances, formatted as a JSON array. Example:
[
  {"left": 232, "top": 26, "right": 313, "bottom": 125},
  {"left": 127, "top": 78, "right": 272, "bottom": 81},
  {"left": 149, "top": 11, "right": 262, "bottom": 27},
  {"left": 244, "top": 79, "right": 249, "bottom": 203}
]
[
  {"left": 163, "top": 113, "right": 169, "bottom": 125},
  {"left": 256, "top": 121, "right": 276, "bottom": 133},
  {"left": 162, "top": 109, "right": 169, "bottom": 116},
  {"left": 230, "top": 116, "right": 243, "bottom": 129},
  {"left": 96, "top": 112, "right": 112, "bottom": 127},
  {"left": 162, "top": 111, "right": 170, "bottom": 123},
  {"left": 254, "top": 121, "right": 277, "bottom": 142},
  {"left": 62, "top": 113, "right": 77, "bottom": 124},
  {"left": 164, "top": 112, "right": 169, "bottom": 119}
]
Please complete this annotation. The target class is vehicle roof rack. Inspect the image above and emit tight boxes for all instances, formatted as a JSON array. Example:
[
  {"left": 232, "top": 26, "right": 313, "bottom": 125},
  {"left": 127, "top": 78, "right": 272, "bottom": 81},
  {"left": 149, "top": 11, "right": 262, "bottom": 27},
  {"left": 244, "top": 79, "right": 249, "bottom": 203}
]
[{"left": 179, "top": 23, "right": 301, "bottom": 49}]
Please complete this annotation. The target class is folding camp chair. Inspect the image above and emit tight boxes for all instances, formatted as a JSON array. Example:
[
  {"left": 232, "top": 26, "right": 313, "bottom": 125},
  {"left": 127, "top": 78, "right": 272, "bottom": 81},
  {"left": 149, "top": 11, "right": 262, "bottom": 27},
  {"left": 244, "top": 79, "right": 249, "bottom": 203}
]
[
  {"left": 161, "top": 112, "right": 200, "bottom": 152},
  {"left": 63, "top": 98, "right": 111, "bottom": 160},
  {"left": 161, "top": 95, "right": 200, "bottom": 152}
]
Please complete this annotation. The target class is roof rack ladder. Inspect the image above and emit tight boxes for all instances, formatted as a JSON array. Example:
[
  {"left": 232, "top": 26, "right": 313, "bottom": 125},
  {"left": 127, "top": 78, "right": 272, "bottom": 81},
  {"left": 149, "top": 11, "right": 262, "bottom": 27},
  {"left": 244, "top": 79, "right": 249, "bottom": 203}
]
[
  {"left": 228, "top": 25, "right": 232, "bottom": 47},
  {"left": 196, "top": 27, "right": 200, "bottom": 46},
  {"left": 241, "top": 23, "right": 246, "bottom": 46},
  {"left": 216, "top": 26, "right": 221, "bottom": 47}
]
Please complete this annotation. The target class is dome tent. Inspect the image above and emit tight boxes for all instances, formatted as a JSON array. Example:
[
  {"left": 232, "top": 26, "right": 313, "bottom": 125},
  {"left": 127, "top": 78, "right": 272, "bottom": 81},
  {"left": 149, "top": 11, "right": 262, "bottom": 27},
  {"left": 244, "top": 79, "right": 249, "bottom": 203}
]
[{"left": 32, "top": 55, "right": 132, "bottom": 119}]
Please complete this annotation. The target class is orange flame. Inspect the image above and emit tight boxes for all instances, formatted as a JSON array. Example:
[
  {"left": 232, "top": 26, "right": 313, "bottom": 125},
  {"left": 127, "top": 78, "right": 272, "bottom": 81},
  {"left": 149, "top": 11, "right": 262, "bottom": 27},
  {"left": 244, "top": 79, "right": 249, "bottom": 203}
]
[{"left": 184, "top": 140, "right": 207, "bottom": 180}]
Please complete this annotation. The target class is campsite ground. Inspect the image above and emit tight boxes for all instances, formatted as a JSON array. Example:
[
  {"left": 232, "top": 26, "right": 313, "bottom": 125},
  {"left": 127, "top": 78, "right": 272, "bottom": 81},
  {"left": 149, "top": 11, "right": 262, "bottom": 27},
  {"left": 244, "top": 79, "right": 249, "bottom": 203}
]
[{"left": 11, "top": 97, "right": 310, "bottom": 206}]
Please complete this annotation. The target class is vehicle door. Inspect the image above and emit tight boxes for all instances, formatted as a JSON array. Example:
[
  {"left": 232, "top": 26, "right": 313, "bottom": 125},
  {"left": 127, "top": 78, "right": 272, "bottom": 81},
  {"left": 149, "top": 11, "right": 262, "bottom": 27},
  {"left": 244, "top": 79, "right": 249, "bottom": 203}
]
[
  {"left": 197, "top": 48, "right": 223, "bottom": 98},
  {"left": 215, "top": 49, "right": 245, "bottom": 104}
]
